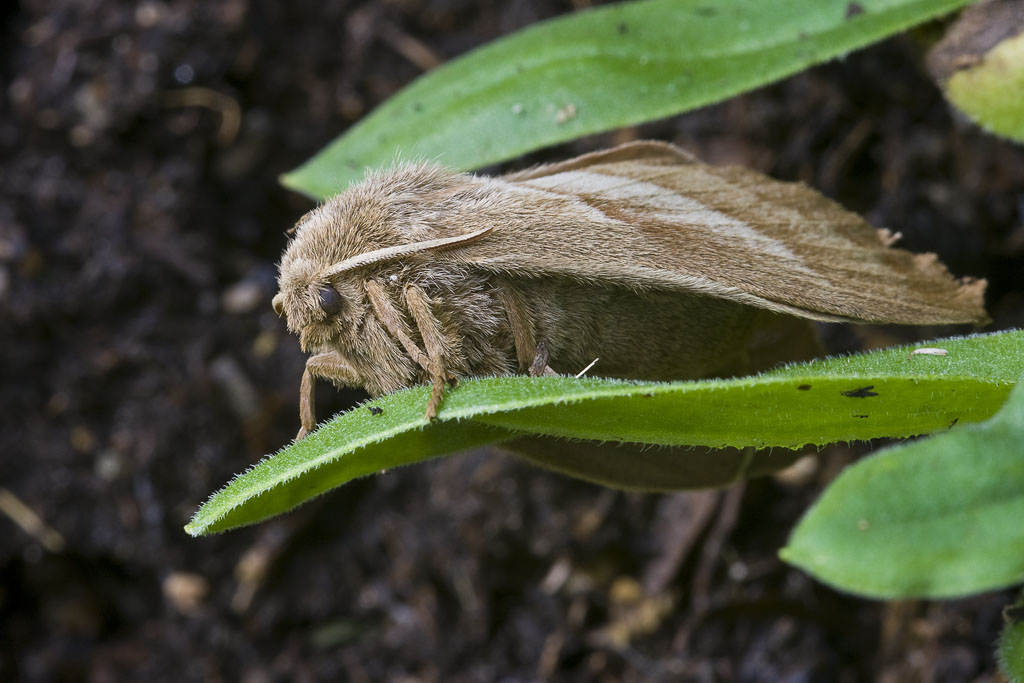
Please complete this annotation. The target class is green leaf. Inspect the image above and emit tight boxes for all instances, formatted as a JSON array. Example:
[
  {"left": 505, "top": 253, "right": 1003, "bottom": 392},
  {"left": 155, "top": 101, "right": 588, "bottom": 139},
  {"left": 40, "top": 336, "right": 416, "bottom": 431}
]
[
  {"left": 187, "top": 330, "right": 1022, "bottom": 535},
  {"left": 1000, "top": 597, "right": 1024, "bottom": 683},
  {"left": 184, "top": 393, "right": 515, "bottom": 535},
  {"left": 283, "top": 0, "right": 976, "bottom": 199},
  {"left": 476, "top": 332, "right": 1020, "bottom": 448},
  {"left": 945, "top": 32, "right": 1024, "bottom": 143},
  {"left": 781, "top": 367, "right": 1024, "bottom": 599},
  {"left": 928, "top": 1, "right": 1024, "bottom": 144}
]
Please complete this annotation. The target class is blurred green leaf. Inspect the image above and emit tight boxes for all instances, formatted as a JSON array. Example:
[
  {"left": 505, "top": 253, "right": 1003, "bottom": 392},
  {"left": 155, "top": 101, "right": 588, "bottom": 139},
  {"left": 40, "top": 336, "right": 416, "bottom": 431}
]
[
  {"left": 283, "top": 0, "right": 975, "bottom": 198},
  {"left": 187, "top": 330, "right": 1021, "bottom": 535},
  {"left": 781, "top": 369, "right": 1024, "bottom": 599},
  {"left": 929, "top": 0, "right": 1024, "bottom": 144},
  {"left": 1000, "top": 596, "right": 1024, "bottom": 683},
  {"left": 945, "top": 32, "right": 1024, "bottom": 143}
]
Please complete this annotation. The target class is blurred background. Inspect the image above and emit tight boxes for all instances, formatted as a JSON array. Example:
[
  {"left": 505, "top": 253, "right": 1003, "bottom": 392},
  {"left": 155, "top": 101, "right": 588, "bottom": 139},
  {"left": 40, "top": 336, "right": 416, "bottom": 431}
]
[{"left": 2, "top": 1, "right": 1023, "bottom": 681}]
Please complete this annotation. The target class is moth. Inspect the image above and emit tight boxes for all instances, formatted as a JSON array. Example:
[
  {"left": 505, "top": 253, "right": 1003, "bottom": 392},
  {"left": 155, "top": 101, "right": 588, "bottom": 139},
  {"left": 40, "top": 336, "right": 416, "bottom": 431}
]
[{"left": 273, "top": 141, "right": 987, "bottom": 438}]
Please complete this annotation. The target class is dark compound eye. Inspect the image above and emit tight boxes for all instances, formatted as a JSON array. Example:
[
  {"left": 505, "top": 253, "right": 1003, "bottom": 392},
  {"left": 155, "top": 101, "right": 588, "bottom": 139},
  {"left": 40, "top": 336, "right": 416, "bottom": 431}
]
[{"left": 317, "top": 286, "right": 344, "bottom": 316}]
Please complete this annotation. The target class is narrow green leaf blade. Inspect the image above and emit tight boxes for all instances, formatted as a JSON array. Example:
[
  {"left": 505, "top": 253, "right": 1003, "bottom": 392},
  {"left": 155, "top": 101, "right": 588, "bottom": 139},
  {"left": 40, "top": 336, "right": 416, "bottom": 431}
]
[
  {"left": 188, "top": 331, "right": 1022, "bottom": 535},
  {"left": 471, "top": 331, "right": 1022, "bottom": 447},
  {"left": 184, "top": 389, "right": 513, "bottom": 535},
  {"left": 471, "top": 376, "right": 1006, "bottom": 449},
  {"left": 283, "top": 0, "right": 975, "bottom": 198},
  {"left": 781, "top": 377, "right": 1024, "bottom": 599},
  {"left": 764, "top": 331, "right": 1019, "bottom": 381}
]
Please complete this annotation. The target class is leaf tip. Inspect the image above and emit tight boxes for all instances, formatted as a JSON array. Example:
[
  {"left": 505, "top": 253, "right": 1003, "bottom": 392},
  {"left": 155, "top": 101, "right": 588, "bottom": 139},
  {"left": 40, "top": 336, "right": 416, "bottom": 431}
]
[{"left": 279, "top": 171, "right": 303, "bottom": 193}]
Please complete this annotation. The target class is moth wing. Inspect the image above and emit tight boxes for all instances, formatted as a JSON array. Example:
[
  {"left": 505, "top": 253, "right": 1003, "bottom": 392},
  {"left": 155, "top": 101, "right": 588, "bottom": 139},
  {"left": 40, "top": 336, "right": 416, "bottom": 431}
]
[
  {"left": 447, "top": 142, "right": 986, "bottom": 324},
  {"left": 503, "top": 140, "right": 699, "bottom": 180}
]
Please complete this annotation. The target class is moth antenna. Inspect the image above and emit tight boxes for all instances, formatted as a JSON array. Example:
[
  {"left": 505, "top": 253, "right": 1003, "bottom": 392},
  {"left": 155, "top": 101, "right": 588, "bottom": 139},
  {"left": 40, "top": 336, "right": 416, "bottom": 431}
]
[{"left": 320, "top": 226, "right": 493, "bottom": 278}]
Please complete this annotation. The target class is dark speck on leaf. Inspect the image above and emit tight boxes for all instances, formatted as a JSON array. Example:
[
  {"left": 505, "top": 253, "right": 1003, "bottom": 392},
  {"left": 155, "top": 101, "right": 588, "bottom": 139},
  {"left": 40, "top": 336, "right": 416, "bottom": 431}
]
[
  {"left": 842, "top": 386, "right": 878, "bottom": 398},
  {"left": 617, "top": 22, "right": 628, "bottom": 34},
  {"left": 797, "top": 384, "right": 812, "bottom": 391},
  {"left": 846, "top": 2, "right": 864, "bottom": 18},
  {"left": 949, "top": 417, "right": 959, "bottom": 429},
  {"left": 368, "top": 406, "right": 384, "bottom": 416},
  {"left": 854, "top": 414, "right": 868, "bottom": 419}
]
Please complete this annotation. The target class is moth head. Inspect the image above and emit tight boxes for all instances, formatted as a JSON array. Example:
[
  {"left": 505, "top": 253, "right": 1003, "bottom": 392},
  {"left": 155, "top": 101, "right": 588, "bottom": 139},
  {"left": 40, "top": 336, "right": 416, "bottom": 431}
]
[
  {"left": 273, "top": 166, "right": 493, "bottom": 352},
  {"left": 273, "top": 256, "right": 368, "bottom": 353}
]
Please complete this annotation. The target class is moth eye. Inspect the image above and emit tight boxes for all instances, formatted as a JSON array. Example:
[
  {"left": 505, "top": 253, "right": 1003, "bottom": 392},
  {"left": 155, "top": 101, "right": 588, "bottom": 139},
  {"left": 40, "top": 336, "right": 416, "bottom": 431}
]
[{"left": 317, "top": 286, "right": 344, "bottom": 316}]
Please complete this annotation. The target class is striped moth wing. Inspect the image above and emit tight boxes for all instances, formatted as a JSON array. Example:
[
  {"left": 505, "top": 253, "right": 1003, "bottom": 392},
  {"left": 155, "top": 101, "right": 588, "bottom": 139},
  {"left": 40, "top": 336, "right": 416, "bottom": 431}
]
[{"left": 442, "top": 141, "right": 988, "bottom": 325}]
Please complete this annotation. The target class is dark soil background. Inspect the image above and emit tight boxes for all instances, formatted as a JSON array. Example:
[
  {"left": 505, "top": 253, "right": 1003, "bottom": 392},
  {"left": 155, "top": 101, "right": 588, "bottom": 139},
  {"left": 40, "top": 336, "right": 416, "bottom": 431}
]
[{"left": 3, "top": 1, "right": 1023, "bottom": 681}]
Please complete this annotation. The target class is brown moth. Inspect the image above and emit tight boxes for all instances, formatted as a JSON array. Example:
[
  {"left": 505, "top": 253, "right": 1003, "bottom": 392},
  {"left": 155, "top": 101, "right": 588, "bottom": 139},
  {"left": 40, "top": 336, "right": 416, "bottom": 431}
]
[{"left": 273, "top": 141, "right": 988, "bottom": 438}]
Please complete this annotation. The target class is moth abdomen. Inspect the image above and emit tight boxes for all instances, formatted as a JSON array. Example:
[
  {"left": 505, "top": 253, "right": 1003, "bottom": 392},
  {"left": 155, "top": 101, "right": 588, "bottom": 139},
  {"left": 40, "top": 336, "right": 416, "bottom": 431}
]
[{"left": 505, "top": 275, "right": 764, "bottom": 381}]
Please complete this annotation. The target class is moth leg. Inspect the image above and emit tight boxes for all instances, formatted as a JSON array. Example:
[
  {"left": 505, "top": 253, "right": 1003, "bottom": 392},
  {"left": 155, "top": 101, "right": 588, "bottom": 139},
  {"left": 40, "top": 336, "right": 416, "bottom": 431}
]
[
  {"left": 364, "top": 279, "right": 443, "bottom": 418},
  {"left": 527, "top": 341, "right": 558, "bottom": 377},
  {"left": 365, "top": 279, "right": 434, "bottom": 371},
  {"left": 529, "top": 341, "right": 550, "bottom": 377},
  {"left": 495, "top": 282, "right": 535, "bottom": 371},
  {"left": 297, "top": 352, "right": 359, "bottom": 440},
  {"left": 495, "top": 281, "right": 555, "bottom": 375},
  {"left": 403, "top": 283, "right": 455, "bottom": 420}
]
